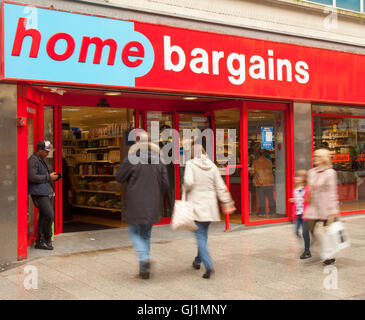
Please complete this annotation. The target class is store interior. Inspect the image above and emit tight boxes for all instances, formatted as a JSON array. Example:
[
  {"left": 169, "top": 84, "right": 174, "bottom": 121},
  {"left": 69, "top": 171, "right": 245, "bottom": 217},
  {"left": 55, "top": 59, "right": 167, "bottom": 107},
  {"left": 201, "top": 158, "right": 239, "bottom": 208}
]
[
  {"left": 60, "top": 103, "right": 247, "bottom": 232},
  {"left": 61, "top": 106, "right": 133, "bottom": 231}
]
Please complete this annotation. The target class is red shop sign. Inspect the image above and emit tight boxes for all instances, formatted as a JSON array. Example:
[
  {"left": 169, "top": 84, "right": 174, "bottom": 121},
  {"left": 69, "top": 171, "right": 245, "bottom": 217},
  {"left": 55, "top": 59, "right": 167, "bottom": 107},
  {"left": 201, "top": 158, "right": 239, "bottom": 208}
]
[{"left": 2, "top": 1, "right": 365, "bottom": 104}]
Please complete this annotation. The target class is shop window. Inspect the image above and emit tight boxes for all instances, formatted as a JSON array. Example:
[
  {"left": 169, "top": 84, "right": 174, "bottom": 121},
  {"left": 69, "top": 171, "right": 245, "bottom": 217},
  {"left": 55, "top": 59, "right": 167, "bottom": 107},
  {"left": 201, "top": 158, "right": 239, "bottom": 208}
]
[
  {"left": 313, "top": 104, "right": 365, "bottom": 117},
  {"left": 313, "top": 107, "right": 365, "bottom": 212}
]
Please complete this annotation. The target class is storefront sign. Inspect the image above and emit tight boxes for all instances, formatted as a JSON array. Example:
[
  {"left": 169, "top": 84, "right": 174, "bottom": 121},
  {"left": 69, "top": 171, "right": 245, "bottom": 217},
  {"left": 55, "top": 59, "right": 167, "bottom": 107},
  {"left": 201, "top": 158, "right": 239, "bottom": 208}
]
[
  {"left": 261, "top": 127, "right": 273, "bottom": 149},
  {"left": 3, "top": 2, "right": 154, "bottom": 87},
  {"left": 2, "top": 1, "right": 365, "bottom": 104}
]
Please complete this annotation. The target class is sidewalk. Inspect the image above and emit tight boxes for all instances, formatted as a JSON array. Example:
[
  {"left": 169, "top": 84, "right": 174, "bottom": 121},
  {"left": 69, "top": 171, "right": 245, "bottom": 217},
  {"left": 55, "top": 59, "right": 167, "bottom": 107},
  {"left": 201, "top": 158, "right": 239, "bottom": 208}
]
[{"left": 0, "top": 215, "right": 365, "bottom": 300}]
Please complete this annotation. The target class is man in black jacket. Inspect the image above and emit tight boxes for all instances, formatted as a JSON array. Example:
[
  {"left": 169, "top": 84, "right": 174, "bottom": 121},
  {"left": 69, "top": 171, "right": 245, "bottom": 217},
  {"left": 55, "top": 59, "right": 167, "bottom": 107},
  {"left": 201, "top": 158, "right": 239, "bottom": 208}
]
[
  {"left": 116, "top": 132, "right": 169, "bottom": 279},
  {"left": 28, "top": 141, "right": 59, "bottom": 250}
]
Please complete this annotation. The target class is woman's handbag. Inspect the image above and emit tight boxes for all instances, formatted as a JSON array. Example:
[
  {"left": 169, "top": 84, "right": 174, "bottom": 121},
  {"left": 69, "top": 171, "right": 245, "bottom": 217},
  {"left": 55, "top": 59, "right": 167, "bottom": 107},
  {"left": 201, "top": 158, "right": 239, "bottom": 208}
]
[
  {"left": 171, "top": 189, "right": 197, "bottom": 231},
  {"left": 320, "top": 219, "right": 350, "bottom": 260}
]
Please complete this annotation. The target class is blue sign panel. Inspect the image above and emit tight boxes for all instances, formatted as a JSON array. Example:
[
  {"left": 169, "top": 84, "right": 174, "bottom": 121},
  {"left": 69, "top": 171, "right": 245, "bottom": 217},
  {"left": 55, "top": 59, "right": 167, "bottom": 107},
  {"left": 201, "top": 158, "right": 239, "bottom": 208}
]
[
  {"left": 3, "top": 2, "right": 154, "bottom": 87},
  {"left": 261, "top": 127, "right": 273, "bottom": 149}
]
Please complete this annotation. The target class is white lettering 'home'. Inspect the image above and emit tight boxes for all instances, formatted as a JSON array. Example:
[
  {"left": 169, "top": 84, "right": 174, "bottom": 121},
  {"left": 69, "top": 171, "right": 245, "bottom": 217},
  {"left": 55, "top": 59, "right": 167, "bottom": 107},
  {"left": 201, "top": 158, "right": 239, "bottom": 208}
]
[{"left": 163, "top": 36, "right": 310, "bottom": 86}]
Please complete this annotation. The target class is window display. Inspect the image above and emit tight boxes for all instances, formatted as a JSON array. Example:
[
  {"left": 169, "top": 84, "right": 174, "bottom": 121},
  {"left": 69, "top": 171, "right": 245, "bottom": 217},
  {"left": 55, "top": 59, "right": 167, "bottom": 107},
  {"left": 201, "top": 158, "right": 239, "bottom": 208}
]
[{"left": 313, "top": 104, "right": 365, "bottom": 212}]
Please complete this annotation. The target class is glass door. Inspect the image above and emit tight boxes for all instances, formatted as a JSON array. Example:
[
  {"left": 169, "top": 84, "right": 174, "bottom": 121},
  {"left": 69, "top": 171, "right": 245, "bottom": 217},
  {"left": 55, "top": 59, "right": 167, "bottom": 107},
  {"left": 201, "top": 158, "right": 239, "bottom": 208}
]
[
  {"left": 146, "top": 111, "right": 175, "bottom": 219},
  {"left": 247, "top": 108, "right": 287, "bottom": 222},
  {"left": 177, "top": 113, "right": 211, "bottom": 198},
  {"left": 214, "top": 108, "right": 241, "bottom": 222},
  {"left": 26, "top": 103, "right": 38, "bottom": 245}
]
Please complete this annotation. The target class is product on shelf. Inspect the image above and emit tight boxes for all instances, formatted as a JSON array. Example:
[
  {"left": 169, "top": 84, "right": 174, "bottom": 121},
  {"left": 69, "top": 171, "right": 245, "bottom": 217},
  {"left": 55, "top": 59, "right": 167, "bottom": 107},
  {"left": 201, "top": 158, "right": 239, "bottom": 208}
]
[
  {"left": 63, "top": 120, "right": 128, "bottom": 217},
  {"left": 88, "top": 180, "right": 104, "bottom": 191},
  {"left": 76, "top": 194, "right": 86, "bottom": 205},
  {"left": 102, "top": 181, "right": 121, "bottom": 192},
  {"left": 76, "top": 179, "right": 88, "bottom": 190},
  {"left": 86, "top": 195, "right": 98, "bottom": 207}
]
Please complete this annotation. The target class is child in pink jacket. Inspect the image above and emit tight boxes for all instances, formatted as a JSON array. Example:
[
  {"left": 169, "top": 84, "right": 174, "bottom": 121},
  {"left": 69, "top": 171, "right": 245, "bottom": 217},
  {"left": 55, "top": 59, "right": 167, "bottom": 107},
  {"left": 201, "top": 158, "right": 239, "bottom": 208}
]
[{"left": 289, "top": 170, "right": 311, "bottom": 259}]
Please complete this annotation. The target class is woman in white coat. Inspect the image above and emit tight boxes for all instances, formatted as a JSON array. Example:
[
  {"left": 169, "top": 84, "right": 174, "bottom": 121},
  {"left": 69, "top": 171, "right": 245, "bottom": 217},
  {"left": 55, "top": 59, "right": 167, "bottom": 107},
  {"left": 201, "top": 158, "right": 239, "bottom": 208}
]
[{"left": 183, "top": 143, "right": 235, "bottom": 279}]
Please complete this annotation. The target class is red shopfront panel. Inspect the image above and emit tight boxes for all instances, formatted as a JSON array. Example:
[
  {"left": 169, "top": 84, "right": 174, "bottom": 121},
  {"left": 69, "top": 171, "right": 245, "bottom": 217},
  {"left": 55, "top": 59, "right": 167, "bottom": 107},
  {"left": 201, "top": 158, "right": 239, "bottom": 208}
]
[
  {"left": 2, "top": 1, "right": 365, "bottom": 105},
  {"left": 134, "top": 23, "right": 365, "bottom": 104}
]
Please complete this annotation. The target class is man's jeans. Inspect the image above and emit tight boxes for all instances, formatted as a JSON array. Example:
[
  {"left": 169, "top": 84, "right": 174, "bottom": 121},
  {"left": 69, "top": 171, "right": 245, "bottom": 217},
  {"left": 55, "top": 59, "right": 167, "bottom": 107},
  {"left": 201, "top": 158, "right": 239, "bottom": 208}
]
[
  {"left": 128, "top": 224, "right": 153, "bottom": 272},
  {"left": 194, "top": 221, "right": 214, "bottom": 271},
  {"left": 295, "top": 215, "right": 310, "bottom": 252},
  {"left": 32, "top": 196, "right": 54, "bottom": 244}
]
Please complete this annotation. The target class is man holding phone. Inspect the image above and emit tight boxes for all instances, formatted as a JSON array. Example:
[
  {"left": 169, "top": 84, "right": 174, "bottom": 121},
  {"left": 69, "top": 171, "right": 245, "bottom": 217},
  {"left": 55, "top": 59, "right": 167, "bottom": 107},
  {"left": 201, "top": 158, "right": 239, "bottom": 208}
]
[{"left": 28, "top": 140, "right": 60, "bottom": 250}]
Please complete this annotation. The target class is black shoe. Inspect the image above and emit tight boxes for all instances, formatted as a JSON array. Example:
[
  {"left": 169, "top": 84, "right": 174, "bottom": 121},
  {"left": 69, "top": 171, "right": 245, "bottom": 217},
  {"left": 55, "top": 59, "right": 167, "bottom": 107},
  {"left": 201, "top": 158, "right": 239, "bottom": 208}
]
[
  {"left": 202, "top": 269, "right": 214, "bottom": 279},
  {"left": 192, "top": 262, "right": 200, "bottom": 270},
  {"left": 35, "top": 241, "right": 53, "bottom": 250},
  {"left": 46, "top": 241, "right": 54, "bottom": 250},
  {"left": 139, "top": 271, "right": 150, "bottom": 279},
  {"left": 323, "top": 258, "right": 336, "bottom": 265},
  {"left": 300, "top": 251, "right": 312, "bottom": 259},
  {"left": 139, "top": 261, "right": 151, "bottom": 279}
]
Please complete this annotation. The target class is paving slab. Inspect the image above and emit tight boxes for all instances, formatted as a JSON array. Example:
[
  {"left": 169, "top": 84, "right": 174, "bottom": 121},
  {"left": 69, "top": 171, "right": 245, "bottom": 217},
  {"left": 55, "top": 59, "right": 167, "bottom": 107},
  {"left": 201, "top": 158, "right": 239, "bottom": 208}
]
[{"left": 1, "top": 216, "right": 364, "bottom": 300}]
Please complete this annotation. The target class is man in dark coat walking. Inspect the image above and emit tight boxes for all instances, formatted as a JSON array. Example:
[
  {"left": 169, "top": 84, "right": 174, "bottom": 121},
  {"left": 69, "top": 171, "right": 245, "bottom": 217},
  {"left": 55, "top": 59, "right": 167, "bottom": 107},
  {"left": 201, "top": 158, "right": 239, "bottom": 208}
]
[{"left": 116, "top": 132, "right": 169, "bottom": 279}]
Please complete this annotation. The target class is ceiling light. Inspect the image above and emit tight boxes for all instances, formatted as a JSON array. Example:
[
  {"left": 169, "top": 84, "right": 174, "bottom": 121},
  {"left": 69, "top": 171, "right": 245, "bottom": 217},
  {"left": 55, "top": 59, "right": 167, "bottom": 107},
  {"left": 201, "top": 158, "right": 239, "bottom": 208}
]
[
  {"left": 103, "top": 109, "right": 122, "bottom": 113},
  {"left": 48, "top": 87, "right": 66, "bottom": 95},
  {"left": 183, "top": 97, "right": 198, "bottom": 100},
  {"left": 105, "top": 92, "right": 121, "bottom": 96}
]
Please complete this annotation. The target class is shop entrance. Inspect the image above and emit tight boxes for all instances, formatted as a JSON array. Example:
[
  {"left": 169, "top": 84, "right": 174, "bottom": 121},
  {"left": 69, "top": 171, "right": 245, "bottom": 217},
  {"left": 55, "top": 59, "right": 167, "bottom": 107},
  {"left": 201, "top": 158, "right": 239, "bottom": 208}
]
[
  {"left": 246, "top": 102, "right": 291, "bottom": 225},
  {"left": 61, "top": 106, "right": 134, "bottom": 232},
  {"left": 20, "top": 86, "right": 292, "bottom": 241},
  {"left": 52, "top": 91, "right": 220, "bottom": 232}
]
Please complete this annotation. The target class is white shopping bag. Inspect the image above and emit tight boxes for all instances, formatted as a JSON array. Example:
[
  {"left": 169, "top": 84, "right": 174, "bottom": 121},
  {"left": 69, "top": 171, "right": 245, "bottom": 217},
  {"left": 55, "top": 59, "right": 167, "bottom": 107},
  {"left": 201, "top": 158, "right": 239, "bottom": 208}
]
[
  {"left": 320, "top": 221, "right": 350, "bottom": 260},
  {"left": 171, "top": 191, "right": 197, "bottom": 231}
]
